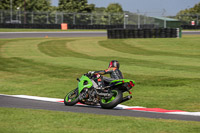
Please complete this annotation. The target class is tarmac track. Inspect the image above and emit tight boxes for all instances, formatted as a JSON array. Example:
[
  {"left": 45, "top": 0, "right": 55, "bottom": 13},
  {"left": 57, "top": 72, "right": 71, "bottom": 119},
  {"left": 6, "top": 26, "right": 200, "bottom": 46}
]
[
  {"left": 182, "top": 31, "right": 200, "bottom": 35},
  {"left": 0, "top": 31, "right": 200, "bottom": 38},
  {"left": 0, "top": 95, "right": 200, "bottom": 122},
  {"left": 0, "top": 31, "right": 107, "bottom": 38}
]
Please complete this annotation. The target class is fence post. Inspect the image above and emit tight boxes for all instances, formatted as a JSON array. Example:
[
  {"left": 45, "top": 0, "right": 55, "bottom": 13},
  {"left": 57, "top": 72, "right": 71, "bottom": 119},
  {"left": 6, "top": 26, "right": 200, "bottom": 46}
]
[
  {"left": 144, "top": 12, "right": 146, "bottom": 24},
  {"left": 73, "top": 13, "right": 76, "bottom": 25},
  {"left": 109, "top": 14, "right": 111, "bottom": 25},
  {"left": 124, "top": 13, "right": 126, "bottom": 29},
  {"left": 124, "top": 14, "right": 128, "bottom": 29},
  {"left": 32, "top": 12, "right": 34, "bottom": 24},
  {"left": 138, "top": 13, "right": 140, "bottom": 28},
  {"left": 10, "top": 0, "right": 12, "bottom": 22},
  {"left": 164, "top": 18, "right": 166, "bottom": 28},
  {"left": 24, "top": 11, "right": 26, "bottom": 24},
  {"left": 55, "top": 12, "right": 57, "bottom": 24},
  {"left": 47, "top": 12, "right": 49, "bottom": 24},
  {"left": 16, "top": 11, "right": 17, "bottom": 20},
  {"left": 91, "top": 13, "right": 93, "bottom": 25},
  {"left": 19, "top": 10, "right": 21, "bottom": 23},
  {"left": 1, "top": 11, "right": 2, "bottom": 23},
  {"left": 61, "top": 13, "right": 63, "bottom": 23}
]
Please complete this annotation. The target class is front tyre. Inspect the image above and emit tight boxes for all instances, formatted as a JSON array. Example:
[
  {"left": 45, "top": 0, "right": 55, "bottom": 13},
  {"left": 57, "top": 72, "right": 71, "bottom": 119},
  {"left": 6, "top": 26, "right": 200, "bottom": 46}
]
[
  {"left": 64, "top": 88, "right": 79, "bottom": 106},
  {"left": 100, "top": 89, "right": 122, "bottom": 109}
]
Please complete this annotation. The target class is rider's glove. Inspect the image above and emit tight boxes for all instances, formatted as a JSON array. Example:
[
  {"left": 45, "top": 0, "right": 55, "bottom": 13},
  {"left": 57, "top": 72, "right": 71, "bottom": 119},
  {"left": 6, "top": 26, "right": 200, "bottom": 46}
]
[{"left": 88, "top": 71, "right": 95, "bottom": 75}]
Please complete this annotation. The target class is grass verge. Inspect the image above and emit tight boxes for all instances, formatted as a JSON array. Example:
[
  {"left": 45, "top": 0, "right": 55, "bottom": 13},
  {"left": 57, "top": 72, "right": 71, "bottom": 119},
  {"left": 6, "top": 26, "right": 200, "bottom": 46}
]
[
  {"left": 1, "top": 35, "right": 200, "bottom": 132},
  {"left": 0, "top": 108, "right": 199, "bottom": 133},
  {"left": 0, "top": 35, "right": 200, "bottom": 112}
]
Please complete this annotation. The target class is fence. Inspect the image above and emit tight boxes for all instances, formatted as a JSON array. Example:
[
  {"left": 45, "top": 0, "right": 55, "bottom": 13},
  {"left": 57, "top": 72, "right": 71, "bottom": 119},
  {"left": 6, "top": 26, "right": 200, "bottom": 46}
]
[
  {"left": 1, "top": 10, "right": 199, "bottom": 29},
  {"left": 0, "top": 10, "right": 172, "bottom": 28}
]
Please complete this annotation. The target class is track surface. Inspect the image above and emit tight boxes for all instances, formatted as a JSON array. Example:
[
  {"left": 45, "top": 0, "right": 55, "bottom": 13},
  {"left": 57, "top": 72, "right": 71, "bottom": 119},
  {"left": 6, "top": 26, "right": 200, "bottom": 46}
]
[
  {"left": 0, "top": 31, "right": 200, "bottom": 38},
  {"left": 182, "top": 31, "right": 200, "bottom": 35},
  {"left": 0, "top": 95, "right": 199, "bottom": 122},
  {"left": 0, "top": 31, "right": 107, "bottom": 38}
]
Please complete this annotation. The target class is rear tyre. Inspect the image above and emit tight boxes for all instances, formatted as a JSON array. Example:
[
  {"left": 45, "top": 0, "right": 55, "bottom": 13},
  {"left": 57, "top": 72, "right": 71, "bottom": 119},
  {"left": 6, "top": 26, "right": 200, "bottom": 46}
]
[
  {"left": 64, "top": 88, "right": 79, "bottom": 106},
  {"left": 100, "top": 89, "right": 122, "bottom": 109}
]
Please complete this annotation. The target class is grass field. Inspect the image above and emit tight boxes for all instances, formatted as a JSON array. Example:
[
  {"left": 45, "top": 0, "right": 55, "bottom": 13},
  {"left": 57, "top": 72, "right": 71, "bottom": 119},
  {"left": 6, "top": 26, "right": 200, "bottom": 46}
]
[
  {"left": 0, "top": 35, "right": 200, "bottom": 132},
  {"left": 0, "top": 107, "right": 199, "bottom": 133}
]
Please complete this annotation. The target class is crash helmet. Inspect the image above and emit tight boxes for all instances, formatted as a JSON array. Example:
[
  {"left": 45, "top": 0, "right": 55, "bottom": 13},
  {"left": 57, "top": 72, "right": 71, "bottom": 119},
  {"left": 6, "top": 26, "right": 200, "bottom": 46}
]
[{"left": 108, "top": 60, "right": 119, "bottom": 69}]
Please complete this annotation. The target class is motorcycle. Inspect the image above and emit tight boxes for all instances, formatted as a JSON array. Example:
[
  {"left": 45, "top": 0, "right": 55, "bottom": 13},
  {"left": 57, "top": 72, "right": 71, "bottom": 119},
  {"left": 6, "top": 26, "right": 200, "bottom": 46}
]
[{"left": 64, "top": 72, "right": 135, "bottom": 109}]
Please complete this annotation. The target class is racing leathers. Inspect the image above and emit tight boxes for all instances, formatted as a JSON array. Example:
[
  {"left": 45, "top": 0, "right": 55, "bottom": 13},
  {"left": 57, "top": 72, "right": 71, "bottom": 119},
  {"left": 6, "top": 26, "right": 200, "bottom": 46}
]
[{"left": 93, "top": 67, "right": 124, "bottom": 89}]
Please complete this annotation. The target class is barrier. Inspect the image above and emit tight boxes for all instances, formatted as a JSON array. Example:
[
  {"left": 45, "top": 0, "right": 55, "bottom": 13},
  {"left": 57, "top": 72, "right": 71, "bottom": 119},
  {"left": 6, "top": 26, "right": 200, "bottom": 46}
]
[
  {"left": 0, "top": 24, "right": 157, "bottom": 29},
  {"left": 107, "top": 28, "right": 178, "bottom": 39},
  {"left": 61, "top": 23, "right": 68, "bottom": 30},
  {"left": 181, "top": 25, "right": 200, "bottom": 29}
]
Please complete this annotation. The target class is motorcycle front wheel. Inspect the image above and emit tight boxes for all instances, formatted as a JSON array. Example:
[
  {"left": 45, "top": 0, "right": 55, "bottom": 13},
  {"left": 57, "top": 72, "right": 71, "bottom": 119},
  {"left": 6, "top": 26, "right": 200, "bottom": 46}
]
[
  {"left": 100, "top": 89, "right": 122, "bottom": 109},
  {"left": 64, "top": 88, "right": 79, "bottom": 106}
]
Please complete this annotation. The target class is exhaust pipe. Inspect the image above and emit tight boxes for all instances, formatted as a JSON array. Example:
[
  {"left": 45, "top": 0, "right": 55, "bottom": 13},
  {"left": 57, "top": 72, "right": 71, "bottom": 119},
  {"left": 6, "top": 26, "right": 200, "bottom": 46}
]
[{"left": 120, "top": 95, "right": 132, "bottom": 103}]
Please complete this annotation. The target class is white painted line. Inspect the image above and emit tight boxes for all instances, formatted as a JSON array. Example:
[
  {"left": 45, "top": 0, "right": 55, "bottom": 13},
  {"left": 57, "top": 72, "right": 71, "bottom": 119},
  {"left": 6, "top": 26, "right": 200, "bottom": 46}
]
[
  {"left": 0, "top": 94, "right": 63, "bottom": 103},
  {"left": 168, "top": 112, "right": 200, "bottom": 116}
]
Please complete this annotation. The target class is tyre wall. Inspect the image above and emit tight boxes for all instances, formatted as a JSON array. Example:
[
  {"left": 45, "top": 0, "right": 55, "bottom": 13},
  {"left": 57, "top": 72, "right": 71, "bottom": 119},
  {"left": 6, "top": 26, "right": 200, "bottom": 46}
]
[{"left": 107, "top": 28, "right": 178, "bottom": 39}]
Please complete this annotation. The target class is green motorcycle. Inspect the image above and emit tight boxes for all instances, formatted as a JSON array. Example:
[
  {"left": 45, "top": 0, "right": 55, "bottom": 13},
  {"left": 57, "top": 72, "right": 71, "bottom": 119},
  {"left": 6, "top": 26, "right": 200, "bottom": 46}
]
[{"left": 64, "top": 72, "right": 135, "bottom": 109}]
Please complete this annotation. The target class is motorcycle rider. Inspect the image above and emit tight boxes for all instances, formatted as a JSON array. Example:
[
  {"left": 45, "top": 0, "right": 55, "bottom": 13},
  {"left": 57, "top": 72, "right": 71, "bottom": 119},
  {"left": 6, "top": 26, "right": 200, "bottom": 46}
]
[{"left": 89, "top": 60, "right": 124, "bottom": 89}]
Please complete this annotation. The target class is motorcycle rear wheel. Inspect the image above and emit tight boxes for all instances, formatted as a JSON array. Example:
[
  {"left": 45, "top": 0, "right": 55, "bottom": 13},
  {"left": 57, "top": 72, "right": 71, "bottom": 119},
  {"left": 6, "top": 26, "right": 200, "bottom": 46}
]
[
  {"left": 64, "top": 88, "right": 79, "bottom": 106},
  {"left": 100, "top": 89, "right": 122, "bottom": 109}
]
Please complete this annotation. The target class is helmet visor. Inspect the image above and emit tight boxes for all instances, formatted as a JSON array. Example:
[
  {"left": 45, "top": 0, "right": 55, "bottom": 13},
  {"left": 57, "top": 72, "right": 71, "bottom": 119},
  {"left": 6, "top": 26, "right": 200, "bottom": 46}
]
[{"left": 108, "top": 61, "right": 113, "bottom": 68}]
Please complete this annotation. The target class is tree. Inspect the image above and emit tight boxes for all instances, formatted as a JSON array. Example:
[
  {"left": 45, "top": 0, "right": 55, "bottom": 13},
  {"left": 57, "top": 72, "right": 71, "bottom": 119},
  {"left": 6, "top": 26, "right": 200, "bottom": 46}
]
[
  {"left": 58, "top": 0, "right": 94, "bottom": 13},
  {"left": 90, "top": 7, "right": 107, "bottom": 24},
  {"left": 0, "top": 0, "right": 10, "bottom": 10},
  {"left": 190, "top": 2, "right": 200, "bottom": 13},
  {"left": 94, "top": 7, "right": 106, "bottom": 13},
  {"left": 0, "top": 0, "right": 53, "bottom": 24},
  {"left": 176, "top": 2, "right": 200, "bottom": 25},
  {"left": 0, "top": 0, "right": 52, "bottom": 11},
  {"left": 105, "top": 3, "right": 123, "bottom": 13},
  {"left": 25, "top": 0, "right": 51, "bottom": 12},
  {"left": 58, "top": 0, "right": 94, "bottom": 25},
  {"left": 102, "top": 3, "right": 124, "bottom": 25}
]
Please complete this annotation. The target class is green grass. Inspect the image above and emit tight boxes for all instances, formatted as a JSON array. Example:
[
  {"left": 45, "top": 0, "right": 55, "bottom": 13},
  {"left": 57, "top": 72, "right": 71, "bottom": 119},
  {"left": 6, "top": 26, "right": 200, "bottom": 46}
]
[
  {"left": 0, "top": 108, "right": 199, "bottom": 133},
  {"left": 1, "top": 36, "right": 200, "bottom": 111},
  {"left": 0, "top": 35, "right": 200, "bottom": 132},
  {"left": 0, "top": 28, "right": 106, "bottom": 32}
]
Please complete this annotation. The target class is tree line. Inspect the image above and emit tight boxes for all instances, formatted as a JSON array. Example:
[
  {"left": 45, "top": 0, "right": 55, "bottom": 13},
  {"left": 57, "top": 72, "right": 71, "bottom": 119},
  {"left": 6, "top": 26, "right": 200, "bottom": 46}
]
[
  {"left": 176, "top": 2, "right": 200, "bottom": 24},
  {"left": 0, "top": 0, "right": 199, "bottom": 25},
  {"left": 0, "top": 0, "right": 125, "bottom": 24},
  {"left": 1, "top": 0, "right": 199, "bottom": 15},
  {"left": 0, "top": 0, "right": 123, "bottom": 14}
]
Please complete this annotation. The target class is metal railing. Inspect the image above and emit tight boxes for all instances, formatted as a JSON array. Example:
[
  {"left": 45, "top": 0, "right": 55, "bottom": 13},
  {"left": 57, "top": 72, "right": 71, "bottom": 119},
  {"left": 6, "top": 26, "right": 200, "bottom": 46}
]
[
  {"left": 1, "top": 10, "right": 200, "bottom": 27},
  {"left": 0, "top": 10, "right": 170, "bottom": 28}
]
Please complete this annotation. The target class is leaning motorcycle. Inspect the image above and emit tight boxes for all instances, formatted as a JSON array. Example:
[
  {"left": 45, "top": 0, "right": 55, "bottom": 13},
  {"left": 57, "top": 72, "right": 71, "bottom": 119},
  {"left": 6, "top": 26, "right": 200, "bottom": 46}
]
[{"left": 64, "top": 72, "right": 135, "bottom": 109}]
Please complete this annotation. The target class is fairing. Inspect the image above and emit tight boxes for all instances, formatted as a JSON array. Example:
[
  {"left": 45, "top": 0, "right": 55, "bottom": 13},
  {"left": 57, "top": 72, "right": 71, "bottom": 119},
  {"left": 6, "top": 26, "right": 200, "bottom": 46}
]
[{"left": 78, "top": 75, "right": 93, "bottom": 94}]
